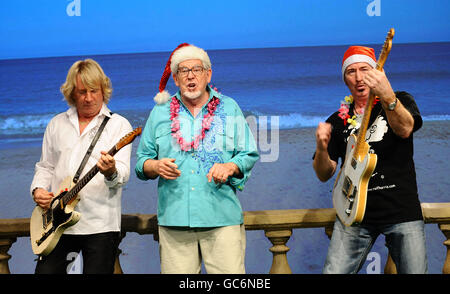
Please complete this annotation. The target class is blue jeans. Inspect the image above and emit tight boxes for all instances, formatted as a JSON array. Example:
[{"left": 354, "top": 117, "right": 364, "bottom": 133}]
[{"left": 323, "top": 218, "right": 428, "bottom": 274}]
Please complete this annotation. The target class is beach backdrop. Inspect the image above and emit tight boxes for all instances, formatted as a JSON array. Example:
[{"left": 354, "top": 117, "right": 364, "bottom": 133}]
[{"left": 1, "top": 43, "right": 449, "bottom": 273}]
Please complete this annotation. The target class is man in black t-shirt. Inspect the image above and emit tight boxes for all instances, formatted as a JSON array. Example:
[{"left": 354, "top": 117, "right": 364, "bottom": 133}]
[{"left": 313, "top": 46, "right": 427, "bottom": 274}]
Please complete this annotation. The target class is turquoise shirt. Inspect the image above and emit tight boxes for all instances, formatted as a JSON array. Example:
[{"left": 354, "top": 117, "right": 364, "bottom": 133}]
[{"left": 135, "top": 87, "right": 259, "bottom": 227}]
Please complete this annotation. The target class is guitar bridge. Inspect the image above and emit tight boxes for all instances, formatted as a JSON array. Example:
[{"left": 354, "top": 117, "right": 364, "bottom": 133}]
[
  {"left": 36, "top": 227, "right": 55, "bottom": 246},
  {"left": 346, "top": 197, "right": 354, "bottom": 215}
]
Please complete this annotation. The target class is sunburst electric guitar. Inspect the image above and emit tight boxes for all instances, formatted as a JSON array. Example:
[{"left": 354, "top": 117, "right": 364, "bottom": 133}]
[
  {"left": 332, "top": 29, "right": 395, "bottom": 226},
  {"left": 30, "top": 127, "right": 142, "bottom": 256}
]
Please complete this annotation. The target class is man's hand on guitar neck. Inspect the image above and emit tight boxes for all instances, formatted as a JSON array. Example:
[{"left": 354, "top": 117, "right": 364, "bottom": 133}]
[
  {"left": 363, "top": 68, "right": 396, "bottom": 103},
  {"left": 33, "top": 188, "right": 54, "bottom": 210},
  {"left": 97, "top": 151, "right": 117, "bottom": 180},
  {"left": 363, "top": 68, "right": 415, "bottom": 139}
]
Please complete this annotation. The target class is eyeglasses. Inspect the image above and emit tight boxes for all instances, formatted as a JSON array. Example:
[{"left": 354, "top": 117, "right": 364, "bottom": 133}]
[{"left": 177, "top": 66, "right": 205, "bottom": 77}]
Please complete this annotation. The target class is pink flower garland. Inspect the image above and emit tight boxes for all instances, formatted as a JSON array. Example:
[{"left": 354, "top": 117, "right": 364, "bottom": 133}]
[
  {"left": 338, "top": 95, "right": 380, "bottom": 126},
  {"left": 170, "top": 96, "right": 220, "bottom": 151},
  {"left": 338, "top": 95, "right": 353, "bottom": 126}
]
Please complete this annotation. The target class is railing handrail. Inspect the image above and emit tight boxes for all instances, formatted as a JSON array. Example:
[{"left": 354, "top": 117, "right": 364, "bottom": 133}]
[{"left": 1, "top": 202, "right": 450, "bottom": 238}]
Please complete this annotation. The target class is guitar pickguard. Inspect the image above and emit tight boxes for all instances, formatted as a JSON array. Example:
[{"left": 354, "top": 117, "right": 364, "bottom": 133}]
[{"left": 37, "top": 193, "right": 73, "bottom": 246}]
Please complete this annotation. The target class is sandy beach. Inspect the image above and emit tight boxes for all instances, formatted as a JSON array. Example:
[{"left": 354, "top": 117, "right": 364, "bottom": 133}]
[{"left": 1, "top": 120, "right": 449, "bottom": 273}]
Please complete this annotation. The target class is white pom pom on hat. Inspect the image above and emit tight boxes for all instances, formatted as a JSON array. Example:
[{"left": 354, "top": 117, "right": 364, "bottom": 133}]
[
  {"left": 153, "top": 90, "right": 171, "bottom": 105},
  {"left": 153, "top": 43, "right": 212, "bottom": 104}
]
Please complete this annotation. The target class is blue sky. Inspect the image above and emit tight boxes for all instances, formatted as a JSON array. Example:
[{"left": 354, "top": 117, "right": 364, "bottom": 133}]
[{"left": 1, "top": 0, "right": 449, "bottom": 59}]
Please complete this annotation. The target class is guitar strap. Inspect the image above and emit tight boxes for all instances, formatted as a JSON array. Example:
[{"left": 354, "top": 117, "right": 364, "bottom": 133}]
[{"left": 73, "top": 113, "right": 112, "bottom": 184}]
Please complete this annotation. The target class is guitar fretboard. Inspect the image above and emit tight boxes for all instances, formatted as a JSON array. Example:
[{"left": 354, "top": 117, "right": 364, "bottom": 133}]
[
  {"left": 353, "top": 29, "right": 394, "bottom": 160},
  {"left": 61, "top": 145, "right": 118, "bottom": 207}
]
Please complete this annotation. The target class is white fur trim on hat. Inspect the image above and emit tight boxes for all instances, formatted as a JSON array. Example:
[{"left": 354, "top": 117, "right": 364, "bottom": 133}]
[
  {"left": 153, "top": 90, "right": 171, "bottom": 105},
  {"left": 342, "top": 54, "right": 377, "bottom": 78},
  {"left": 170, "top": 45, "right": 211, "bottom": 73}
]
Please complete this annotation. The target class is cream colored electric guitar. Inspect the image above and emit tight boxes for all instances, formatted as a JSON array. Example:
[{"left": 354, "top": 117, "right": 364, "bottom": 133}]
[
  {"left": 332, "top": 29, "right": 395, "bottom": 226},
  {"left": 30, "top": 127, "right": 141, "bottom": 256}
]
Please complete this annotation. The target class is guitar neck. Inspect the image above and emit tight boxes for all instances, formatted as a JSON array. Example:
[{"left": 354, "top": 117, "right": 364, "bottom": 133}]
[
  {"left": 353, "top": 29, "right": 394, "bottom": 160},
  {"left": 354, "top": 94, "right": 377, "bottom": 159},
  {"left": 61, "top": 145, "right": 118, "bottom": 207}
]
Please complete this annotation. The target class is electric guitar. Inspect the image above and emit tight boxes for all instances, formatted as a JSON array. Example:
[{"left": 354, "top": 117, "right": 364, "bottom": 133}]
[
  {"left": 332, "top": 28, "right": 395, "bottom": 226},
  {"left": 30, "top": 127, "right": 142, "bottom": 256}
]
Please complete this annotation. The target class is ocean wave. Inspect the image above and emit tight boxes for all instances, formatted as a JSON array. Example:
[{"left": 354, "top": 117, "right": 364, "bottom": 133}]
[
  {"left": 0, "top": 114, "right": 52, "bottom": 136},
  {"left": 246, "top": 112, "right": 450, "bottom": 130},
  {"left": 248, "top": 113, "right": 328, "bottom": 129},
  {"left": 1, "top": 112, "right": 449, "bottom": 137},
  {"left": 422, "top": 114, "right": 450, "bottom": 121}
]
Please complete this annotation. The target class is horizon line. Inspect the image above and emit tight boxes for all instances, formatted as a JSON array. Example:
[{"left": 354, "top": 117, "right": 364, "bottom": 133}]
[{"left": 1, "top": 41, "right": 449, "bottom": 62}]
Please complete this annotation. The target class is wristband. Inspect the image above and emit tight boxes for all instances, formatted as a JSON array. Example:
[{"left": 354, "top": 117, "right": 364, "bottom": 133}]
[
  {"left": 106, "top": 170, "right": 118, "bottom": 181},
  {"left": 32, "top": 187, "right": 42, "bottom": 197}
]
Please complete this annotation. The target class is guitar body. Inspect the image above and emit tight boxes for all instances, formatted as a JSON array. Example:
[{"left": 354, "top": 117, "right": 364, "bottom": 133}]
[
  {"left": 30, "top": 176, "right": 81, "bottom": 256},
  {"left": 332, "top": 134, "right": 377, "bottom": 226}
]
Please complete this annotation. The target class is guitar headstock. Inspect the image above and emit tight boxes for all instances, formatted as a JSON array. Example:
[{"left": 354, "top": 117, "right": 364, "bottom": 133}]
[
  {"left": 383, "top": 28, "right": 395, "bottom": 54},
  {"left": 376, "top": 28, "right": 395, "bottom": 70},
  {"left": 116, "top": 127, "right": 142, "bottom": 151}
]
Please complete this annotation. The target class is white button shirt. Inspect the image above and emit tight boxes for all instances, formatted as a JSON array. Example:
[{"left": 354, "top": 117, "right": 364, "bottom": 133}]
[{"left": 30, "top": 104, "right": 132, "bottom": 235}]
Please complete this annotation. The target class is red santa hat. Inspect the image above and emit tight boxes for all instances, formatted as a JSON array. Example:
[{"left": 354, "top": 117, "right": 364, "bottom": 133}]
[
  {"left": 341, "top": 46, "right": 377, "bottom": 80},
  {"left": 154, "top": 43, "right": 212, "bottom": 104}
]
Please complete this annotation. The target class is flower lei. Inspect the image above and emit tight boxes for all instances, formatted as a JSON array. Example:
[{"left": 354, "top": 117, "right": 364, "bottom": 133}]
[
  {"left": 170, "top": 96, "right": 220, "bottom": 151},
  {"left": 338, "top": 95, "right": 380, "bottom": 126}
]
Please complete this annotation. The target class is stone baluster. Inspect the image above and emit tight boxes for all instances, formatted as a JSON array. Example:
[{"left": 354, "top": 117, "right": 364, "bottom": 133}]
[
  {"left": 384, "top": 254, "right": 397, "bottom": 274},
  {"left": 265, "top": 229, "right": 292, "bottom": 274},
  {"left": 113, "top": 232, "right": 127, "bottom": 274},
  {"left": 324, "top": 225, "right": 333, "bottom": 240},
  {"left": 0, "top": 237, "right": 17, "bottom": 274},
  {"left": 439, "top": 224, "right": 450, "bottom": 274}
]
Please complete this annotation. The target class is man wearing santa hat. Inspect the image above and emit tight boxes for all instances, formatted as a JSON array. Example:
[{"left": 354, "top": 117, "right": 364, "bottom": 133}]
[
  {"left": 135, "top": 43, "right": 259, "bottom": 274},
  {"left": 313, "top": 46, "right": 427, "bottom": 273}
]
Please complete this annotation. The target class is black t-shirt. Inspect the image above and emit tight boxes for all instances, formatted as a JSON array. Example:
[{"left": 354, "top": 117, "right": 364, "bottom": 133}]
[{"left": 324, "top": 91, "right": 423, "bottom": 224}]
